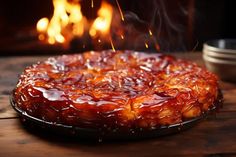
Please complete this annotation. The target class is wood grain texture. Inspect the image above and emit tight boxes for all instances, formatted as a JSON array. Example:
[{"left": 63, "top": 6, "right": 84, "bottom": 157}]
[
  {"left": 0, "top": 56, "right": 47, "bottom": 119},
  {"left": 0, "top": 52, "right": 236, "bottom": 157}
]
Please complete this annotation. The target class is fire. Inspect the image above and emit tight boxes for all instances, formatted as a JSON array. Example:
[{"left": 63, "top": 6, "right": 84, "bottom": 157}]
[
  {"left": 36, "top": 18, "right": 49, "bottom": 33},
  {"left": 36, "top": 1, "right": 160, "bottom": 52},
  {"left": 36, "top": 0, "right": 113, "bottom": 45},
  {"left": 89, "top": 1, "right": 113, "bottom": 37}
]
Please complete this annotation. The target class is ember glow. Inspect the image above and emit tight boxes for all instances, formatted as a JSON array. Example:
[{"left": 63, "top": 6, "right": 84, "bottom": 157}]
[
  {"left": 109, "top": 37, "right": 115, "bottom": 51},
  {"left": 149, "top": 29, "right": 153, "bottom": 36},
  {"left": 36, "top": 0, "right": 112, "bottom": 45},
  {"left": 145, "top": 42, "right": 149, "bottom": 49},
  {"left": 115, "top": 0, "right": 124, "bottom": 21},
  {"left": 91, "top": 0, "right": 94, "bottom": 8}
]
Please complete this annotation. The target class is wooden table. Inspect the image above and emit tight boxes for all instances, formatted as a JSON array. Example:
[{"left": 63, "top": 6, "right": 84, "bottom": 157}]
[{"left": 0, "top": 52, "right": 236, "bottom": 157}]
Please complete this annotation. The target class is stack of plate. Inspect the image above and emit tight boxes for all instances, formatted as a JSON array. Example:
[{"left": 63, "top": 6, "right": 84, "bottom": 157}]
[{"left": 203, "top": 39, "right": 236, "bottom": 82}]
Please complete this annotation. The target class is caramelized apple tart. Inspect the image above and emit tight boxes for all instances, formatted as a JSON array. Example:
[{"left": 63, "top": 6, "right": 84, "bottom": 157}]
[{"left": 13, "top": 50, "right": 220, "bottom": 131}]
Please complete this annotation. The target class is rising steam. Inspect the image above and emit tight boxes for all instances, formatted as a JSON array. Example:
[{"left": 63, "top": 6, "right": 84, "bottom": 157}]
[{"left": 109, "top": 0, "right": 194, "bottom": 52}]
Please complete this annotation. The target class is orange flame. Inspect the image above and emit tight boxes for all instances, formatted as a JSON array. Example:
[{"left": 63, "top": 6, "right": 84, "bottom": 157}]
[
  {"left": 36, "top": 0, "right": 86, "bottom": 44},
  {"left": 89, "top": 1, "right": 113, "bottom": 38},
  {"left": 36, "top": 18, "right": 49, "bottom": 33},
  {"left": 36, "top": 0, "right": 114, "bottom": 45}
]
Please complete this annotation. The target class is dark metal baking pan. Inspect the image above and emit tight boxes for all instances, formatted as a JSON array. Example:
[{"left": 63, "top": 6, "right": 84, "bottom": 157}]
[{"left": 10, "top": 91, "right": 223, "bottom": 141}]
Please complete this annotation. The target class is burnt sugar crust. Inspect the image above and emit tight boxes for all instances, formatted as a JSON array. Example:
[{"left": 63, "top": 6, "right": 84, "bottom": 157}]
[{"left": 13, "top": 50, "right": 219, "bottom": 130}]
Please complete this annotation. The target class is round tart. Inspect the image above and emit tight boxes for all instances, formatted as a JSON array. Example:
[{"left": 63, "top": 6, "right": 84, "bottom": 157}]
[{"left": 13, "top": 50, "right": 220, "bottom": 132}]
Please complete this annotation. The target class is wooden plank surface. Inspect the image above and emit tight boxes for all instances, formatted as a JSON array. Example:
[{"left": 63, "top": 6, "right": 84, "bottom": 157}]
[{"left": 0, "top": 52, "right": 236, "bottom": 157}]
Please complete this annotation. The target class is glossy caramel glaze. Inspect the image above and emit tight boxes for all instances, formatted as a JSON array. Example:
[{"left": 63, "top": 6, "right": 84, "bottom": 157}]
[{"left": 13, "top": 50, "right": 219, "bottom": 130}]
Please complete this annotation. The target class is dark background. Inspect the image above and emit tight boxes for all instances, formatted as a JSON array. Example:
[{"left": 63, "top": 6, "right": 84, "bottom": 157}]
[{"left": 0, "top": 0, "right": 235, "bottom": 55}]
